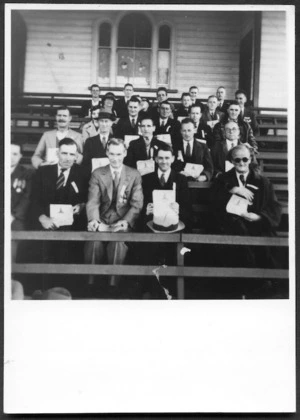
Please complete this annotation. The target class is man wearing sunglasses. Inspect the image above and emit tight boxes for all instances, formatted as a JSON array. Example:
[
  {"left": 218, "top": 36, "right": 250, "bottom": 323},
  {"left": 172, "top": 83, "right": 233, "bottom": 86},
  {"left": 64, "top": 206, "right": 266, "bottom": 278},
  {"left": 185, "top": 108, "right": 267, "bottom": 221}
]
[
  {"left": 211, "top": 144, "right": 282, "bottom": 259},
  {"left": 210, "top": 144, "right": 282, "bottom": 297}
]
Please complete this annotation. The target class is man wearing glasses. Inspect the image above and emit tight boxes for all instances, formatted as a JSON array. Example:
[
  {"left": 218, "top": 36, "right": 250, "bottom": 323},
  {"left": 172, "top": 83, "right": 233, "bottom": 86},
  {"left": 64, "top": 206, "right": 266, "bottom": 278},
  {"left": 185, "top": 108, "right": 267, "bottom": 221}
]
[
  {"left": 211, "top": 121, "right": 242, "bottom": 178},
  {"left": 212, "top": 101, "right": 257, "bottom": 151},
  {"left": 211, "top": 144, "right": 282, "bottom": 262}
]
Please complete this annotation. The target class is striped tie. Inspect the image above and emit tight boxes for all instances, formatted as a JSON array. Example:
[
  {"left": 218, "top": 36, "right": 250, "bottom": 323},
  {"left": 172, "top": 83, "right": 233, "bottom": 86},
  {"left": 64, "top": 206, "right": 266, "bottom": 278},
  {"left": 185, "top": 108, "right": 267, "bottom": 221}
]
[{"left": 56, "top": 169, "right": 67, "bottom": 190}]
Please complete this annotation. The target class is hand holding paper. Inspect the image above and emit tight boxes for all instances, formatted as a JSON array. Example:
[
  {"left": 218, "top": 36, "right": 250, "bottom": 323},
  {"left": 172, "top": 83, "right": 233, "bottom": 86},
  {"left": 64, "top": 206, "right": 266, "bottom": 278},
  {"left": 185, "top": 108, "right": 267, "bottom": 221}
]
[{"left": 229, "top": 186, "right": 254, "bottom": 202}]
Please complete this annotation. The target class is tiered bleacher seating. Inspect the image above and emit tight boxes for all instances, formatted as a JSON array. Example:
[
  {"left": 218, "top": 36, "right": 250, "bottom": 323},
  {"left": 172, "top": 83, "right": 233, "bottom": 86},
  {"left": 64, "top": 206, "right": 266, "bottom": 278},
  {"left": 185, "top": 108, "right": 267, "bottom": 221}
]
[{"left": 10, "top": 93, "right": 289, "bottom": 298}]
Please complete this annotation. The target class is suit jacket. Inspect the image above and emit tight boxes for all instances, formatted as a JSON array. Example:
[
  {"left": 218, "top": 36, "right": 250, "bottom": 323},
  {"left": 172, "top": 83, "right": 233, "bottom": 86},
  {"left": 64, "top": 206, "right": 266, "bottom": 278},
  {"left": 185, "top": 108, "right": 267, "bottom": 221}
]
[
  {"left": 82, "top": 132, "right": 113, "bottom": 173},
  {"left": 211, "top": 140, "right": 240, "bottom": 177},
  {"left": 142, "top": 170, "right": 193, "bottom": 230},
  {"left": 175, "top": 105, "right": 191, "bottom": 118},
  {"left": 213, "top": 116, "right": 257, "bottom": 151},
  {"left": 153, "top": 116, "right": 181, "bottom": 147},
  {"left": 124, "top": 136, "right": 166, "bottom": 168},
  {"left": 31, "top": 163, "right": 89, "bottom": 229},
  {"left": 31, "top": 129, "right": 84, "bottom": 169},
  {"left": 81, "top": 120, "right": 99, "bottom": 143},
  {"left": 11, "top": 164, "right": 34, "bottom": 224},
  {"left": 86, "top": 165, "right": 143, "bottom": 228},
  {"left": 114, "top": 116, "right": 141, "bottom": 139},
  {"left": 194, "top": 122, "right": 214, "bottom": 149},
  {"left": 115, "top": 97, "right": 129, "bottom": 118},
  {"left": 217, "top": 101, "right": 230, "bottom": 114},
  {"left": 173, "top": 137, "right": 214, "bottom": 181},
  {"left": 240, "top": 107, "right": 260, "bottom": 136},
  {"left": 80, "top": 99, "right": 101, "bottom": 118},
  {"left": 192, "top": 99, "right": 206, "bottom": 112},
  {"left": 200, "top": 109, "right": 225, "bottom": 125},
  {"left": 210, "top": 168, "right": 282, "bottom": 235}
]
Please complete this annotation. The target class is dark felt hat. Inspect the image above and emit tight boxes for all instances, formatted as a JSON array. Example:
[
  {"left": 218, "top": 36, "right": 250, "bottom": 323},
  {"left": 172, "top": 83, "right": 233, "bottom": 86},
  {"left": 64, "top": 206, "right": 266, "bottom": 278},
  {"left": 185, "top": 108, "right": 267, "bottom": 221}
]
[{"left": 98, "top": 109, "right": 116, "bottom": 121}]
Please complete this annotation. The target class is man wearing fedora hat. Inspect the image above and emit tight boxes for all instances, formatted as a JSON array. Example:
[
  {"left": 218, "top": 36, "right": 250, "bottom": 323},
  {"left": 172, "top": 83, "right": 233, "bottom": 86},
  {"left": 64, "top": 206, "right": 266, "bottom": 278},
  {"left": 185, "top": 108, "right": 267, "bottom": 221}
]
[{"left": 82, "top": 109, "right": 116, "bottom": 173}]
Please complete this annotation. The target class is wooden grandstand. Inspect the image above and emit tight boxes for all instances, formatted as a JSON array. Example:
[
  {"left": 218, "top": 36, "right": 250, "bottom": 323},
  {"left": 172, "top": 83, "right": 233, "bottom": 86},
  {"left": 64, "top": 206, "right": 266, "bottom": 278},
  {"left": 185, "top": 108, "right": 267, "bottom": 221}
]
[{"left": 10, "top": 93, "right": 289, "bottom": 299}]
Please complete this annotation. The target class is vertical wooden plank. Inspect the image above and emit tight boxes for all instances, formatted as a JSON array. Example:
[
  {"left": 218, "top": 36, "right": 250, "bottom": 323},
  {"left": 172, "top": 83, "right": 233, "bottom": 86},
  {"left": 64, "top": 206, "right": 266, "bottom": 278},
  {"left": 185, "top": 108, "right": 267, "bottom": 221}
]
[{"left": 176, "top": 242, "right": 184, "bottom": 299}]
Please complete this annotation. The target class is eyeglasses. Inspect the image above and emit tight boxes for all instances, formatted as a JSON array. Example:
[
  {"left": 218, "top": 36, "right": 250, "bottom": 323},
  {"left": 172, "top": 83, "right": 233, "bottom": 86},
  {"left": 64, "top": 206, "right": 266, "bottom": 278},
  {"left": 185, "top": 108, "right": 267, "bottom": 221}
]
[{"left": 233, "top": 157, "right": 250, "bottom": 163}]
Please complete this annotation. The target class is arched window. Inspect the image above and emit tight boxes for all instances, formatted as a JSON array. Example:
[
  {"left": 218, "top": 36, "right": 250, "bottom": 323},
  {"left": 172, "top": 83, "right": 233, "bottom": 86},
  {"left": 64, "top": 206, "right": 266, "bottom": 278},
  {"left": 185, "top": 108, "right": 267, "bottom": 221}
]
[
  {"left": 98, "top": 22, "right": 111, "bottom": 86},
  {"left": 158, "top": 24, "right": 171, "bottom": 86},
  {"left": 117, "top": 13, "right": 152, "bottom": 87}
]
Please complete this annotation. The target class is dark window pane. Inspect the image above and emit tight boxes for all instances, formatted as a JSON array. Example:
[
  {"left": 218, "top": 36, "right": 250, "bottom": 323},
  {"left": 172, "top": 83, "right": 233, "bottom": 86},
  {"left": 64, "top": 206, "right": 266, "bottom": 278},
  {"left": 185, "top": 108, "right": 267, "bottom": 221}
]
[
  {"left": 118, "top": 13, "right": 152, "bottom": 48},
  {"left": 99, "top": 22, "right": 111, "bottom": 47},
  {"left": 159, "top": 25, "right": 171, "bottom": 49}
]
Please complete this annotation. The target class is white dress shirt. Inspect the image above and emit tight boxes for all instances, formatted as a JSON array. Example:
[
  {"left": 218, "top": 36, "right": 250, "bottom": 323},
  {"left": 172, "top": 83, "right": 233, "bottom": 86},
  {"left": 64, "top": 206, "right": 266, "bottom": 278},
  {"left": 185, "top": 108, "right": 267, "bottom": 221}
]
[
  {"left": 183, "top": 139, "right": 194, "bottom": 156},
  {"left": 157, "top": 168, "right": 171, "bottom": 183},
  {"left": 236, "top": 170, "right": 249, "bottom": 187}
]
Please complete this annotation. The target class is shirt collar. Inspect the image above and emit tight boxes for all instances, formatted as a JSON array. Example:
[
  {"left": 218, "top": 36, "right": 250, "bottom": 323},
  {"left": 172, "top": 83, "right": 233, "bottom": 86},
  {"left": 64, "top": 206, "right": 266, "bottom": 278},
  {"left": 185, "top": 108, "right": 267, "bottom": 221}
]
[
  {"left": 110, "top": 165, "right": 123, "bottom": 177},
  {"left": 157, "top": 168, "right": 171, "bottom": 182},
  {"left": 226, "top": 139, "right": 238, "bottom": 148},
  {"left": 236, "top": 170, "right": 249, "bottom": 183}
]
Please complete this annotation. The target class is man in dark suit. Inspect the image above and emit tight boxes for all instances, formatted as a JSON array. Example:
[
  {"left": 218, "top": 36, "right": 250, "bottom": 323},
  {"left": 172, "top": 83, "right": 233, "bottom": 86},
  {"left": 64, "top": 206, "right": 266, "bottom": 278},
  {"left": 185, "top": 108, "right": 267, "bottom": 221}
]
[
  {"left": 153, "top": 100, "right": 181, "bottom": 147},
  {"left": 216, "top": 86, "right": 230, "bottom": 113},
  {"left": 140, "top": 143, "right": 193, "bottom": 298},
  {"left": 235, "top": 89, "right": 260, "bottom": 136},
  {"left": 80, "top": 84, "right": 102, "bottom": 118},
  {"left": 84, "top": 138, "right": 143, "bottom": 297},
  {"left": 113, "top": 96, "right": 141, "bottom": 139},
  {"left": 115, "top": 83, "right": 134, "bottom": 118},
  {"left": 31, "top": 138, "right": 89, "bottom": 295},
  {"left": 211, "top": 144, "right": 282, "bottom": 270},
  {"left": 211, "top": 121, "right": 242, "bottom": 178},
  {"left": 31, "top": 138, "right": 88, "bottom": 232},
  {"left": 189, "top": 86, "right": 206, "bottom": 112},
  {"left": 11, "top": 142, "right": 34, "bottom": 261},
  {"left": 150, "top": 87, "right": 169, "bottom": 119},
  {"left": 213, "top": 101, "right": 258, "bottom": 151},
  {"left": 82, "top": 110, "right": 115, "bottom": 173},
  {"left": 189, "top": 104, "right": 214, "bottom": 149},
  {"left": 173, "top": 118, "right": 214, "bottom": 182},
  {"left": 200, "top": 95, "right": 225, "bottom": 126},
  {"left": 175, "top": 93, "right": 192, "bottom": 118},
  {"left": 124, "top": 117, "right": 166, "bottom": 168}
]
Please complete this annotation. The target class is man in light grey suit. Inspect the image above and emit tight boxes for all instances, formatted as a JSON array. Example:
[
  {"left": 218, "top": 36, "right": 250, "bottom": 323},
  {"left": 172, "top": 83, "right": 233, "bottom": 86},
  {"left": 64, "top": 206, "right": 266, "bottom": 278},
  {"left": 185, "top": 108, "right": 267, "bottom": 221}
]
[
  {"left": 84, "top": 137, "right": 143, "bottom": 295},
  {"left": 31, "top": 106, "right": 83, "bottom": 169}
]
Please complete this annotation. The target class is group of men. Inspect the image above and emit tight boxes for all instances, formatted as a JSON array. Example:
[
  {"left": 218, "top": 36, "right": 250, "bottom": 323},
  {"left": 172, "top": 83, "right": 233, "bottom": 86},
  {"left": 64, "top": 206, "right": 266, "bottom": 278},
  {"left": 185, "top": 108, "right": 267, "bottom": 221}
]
[{"left": 11, "top": 83, "right": 282, "bottom": 299}]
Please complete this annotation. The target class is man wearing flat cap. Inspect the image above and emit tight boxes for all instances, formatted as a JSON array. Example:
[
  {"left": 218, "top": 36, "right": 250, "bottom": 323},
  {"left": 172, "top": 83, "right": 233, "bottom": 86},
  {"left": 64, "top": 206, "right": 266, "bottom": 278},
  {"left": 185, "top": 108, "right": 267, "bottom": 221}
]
[{"left": 82, "top": 109, "right": 116, "bottom": 173}]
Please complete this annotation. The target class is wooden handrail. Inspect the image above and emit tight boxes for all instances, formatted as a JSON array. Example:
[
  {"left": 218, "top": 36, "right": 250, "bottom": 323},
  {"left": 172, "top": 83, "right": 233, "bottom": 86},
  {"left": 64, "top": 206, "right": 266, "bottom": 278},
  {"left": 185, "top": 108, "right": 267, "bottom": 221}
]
[
  {"left": 11, "top": 231, "right": 288, "bottom": 246},
  {"left": 12, "top": 263, "right": 289, "bottom": 279}
]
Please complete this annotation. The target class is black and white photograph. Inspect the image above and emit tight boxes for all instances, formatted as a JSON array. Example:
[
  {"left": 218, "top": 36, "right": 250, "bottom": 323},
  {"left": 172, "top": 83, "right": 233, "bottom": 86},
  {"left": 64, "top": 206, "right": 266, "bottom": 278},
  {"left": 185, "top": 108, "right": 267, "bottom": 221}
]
[{"left": 4, "top": 2, "right": 296, "bottom": 414}]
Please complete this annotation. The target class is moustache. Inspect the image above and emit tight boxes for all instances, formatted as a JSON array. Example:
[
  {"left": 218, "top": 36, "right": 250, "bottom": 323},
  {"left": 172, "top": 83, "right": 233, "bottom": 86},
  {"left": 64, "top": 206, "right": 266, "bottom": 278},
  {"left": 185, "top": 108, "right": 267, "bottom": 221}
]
[{"left": 58, "top": 119, "right": 67, "bottom": 123}]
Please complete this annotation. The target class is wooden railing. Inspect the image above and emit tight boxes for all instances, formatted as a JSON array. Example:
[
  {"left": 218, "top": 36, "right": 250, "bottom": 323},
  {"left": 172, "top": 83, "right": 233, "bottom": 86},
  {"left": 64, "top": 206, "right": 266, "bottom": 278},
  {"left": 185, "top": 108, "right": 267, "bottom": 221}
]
[{"left": 12, "top": 231, "right": 289, "bottom": 299}]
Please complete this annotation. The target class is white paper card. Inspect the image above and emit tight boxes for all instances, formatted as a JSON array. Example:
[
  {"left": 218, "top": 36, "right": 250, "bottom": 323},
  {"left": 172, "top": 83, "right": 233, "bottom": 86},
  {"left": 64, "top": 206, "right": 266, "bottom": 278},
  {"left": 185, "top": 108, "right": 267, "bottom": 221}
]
[
  {"left": 46, "top": 147, "right": 58, "bottom": 164},
  {"left": 184, "top": 163, "right": 204, "bottom": 178},
  {"left": 195, "top": 137, "right": 207, "bottom": 144},
  {"left": 156, "top": 134, "right": 171, "bottom": 144},
  {"left": 225, "top": 160, "right": 234, "bottom": 172},
  {"left": 91, "top": 157, "right": 110, "bottom": 172},
  {"left": 50, "top": 204, "right": 74, "bottom": 227},
  {"left": 97, "top": 222, "right": 115, "bottom": 232},
  {"left": 137, "top": 159, "right": 155, "bottom": 176},
  {"left": 124, "top": 135, "right": 139, "bottom": 148},
  {"left": 153, "top": 189, "right": 176, "bottom": 208},
  {"left": 226, "top": 194, "right": 249, "bottom": 216}
]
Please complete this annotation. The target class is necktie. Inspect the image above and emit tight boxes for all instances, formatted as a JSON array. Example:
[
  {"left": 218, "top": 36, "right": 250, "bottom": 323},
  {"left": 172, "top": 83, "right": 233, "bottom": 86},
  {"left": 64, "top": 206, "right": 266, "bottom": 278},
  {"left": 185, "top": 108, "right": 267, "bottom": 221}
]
[
  {"left": 161, "top": 120, "right": 165, "bottom": 127},
  {"left": 185, "top": 142, "right": 191, "bottom": 157},
  {"left": 56, "top": 169, "right": 67, "bottom": 190},
  {"left": 131, "top": 118, "right": 136, "bottom": 128},
  {"left": 211, "top": 113, "right": 214, "bottom": 118},
  {"left": 113, "top": 170, "right": 120, "bottom": 190},
  {"left": 240, "top": 174, "right": 246, "bottom": 186},
  {"left": 160, "top": 173, "right": 166, "bottom": 187},
  {"left": 101, "top": 136, "right": 107, "bottom": 149}
]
